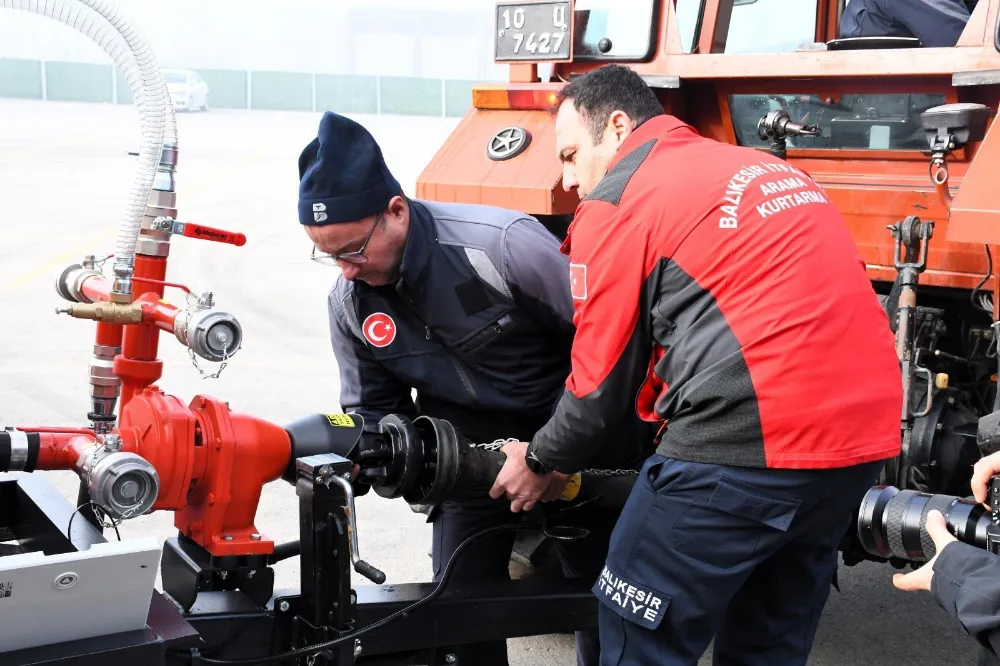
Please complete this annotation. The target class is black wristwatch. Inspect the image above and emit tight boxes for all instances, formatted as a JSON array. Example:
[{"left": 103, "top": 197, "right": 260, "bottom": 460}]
[{"left": 525, "top": 447, "right": 552, "bottom": 476}]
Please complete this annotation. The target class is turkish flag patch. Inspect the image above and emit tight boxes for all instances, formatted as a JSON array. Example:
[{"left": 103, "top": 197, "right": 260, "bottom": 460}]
[
  {"left": 570, "top": 263, "right": 588, "bottom": 300},
  {"left": 362, "top": 312, "right": 397, "bottom": 348}
]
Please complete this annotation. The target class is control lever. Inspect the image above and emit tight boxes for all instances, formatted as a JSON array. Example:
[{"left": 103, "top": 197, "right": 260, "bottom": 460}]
[
  {"left": 327, "top": 473, "right": 386, "bottom": 584},
  {"left": 152, "top": 217, "right": 247, "bottom": 247}
]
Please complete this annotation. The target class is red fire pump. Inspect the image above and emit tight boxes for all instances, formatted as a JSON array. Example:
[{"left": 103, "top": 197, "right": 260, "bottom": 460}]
[{"left": 7, "top": 138, "right": 293, "bottom": 559}]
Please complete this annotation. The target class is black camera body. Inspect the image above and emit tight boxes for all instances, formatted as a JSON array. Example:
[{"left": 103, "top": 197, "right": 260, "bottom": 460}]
[
  {"left": 858, "top": 476, "right": 1000, "bottom": 563},
  {"left": 988, "top": 476, "right": 1000, "bottom": 556}
]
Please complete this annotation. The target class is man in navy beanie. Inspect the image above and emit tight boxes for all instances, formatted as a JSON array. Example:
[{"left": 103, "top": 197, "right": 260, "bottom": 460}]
[{"left": 298, "top": 111, "right": 655, "bottom": 666}]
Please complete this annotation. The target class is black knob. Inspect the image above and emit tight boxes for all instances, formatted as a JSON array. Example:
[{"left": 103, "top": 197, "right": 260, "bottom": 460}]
[
  {"left": 356, "top": 560, "right": 386, "bottom": 584},
  {"left": 598, "top": 37, "right": 612, "bottom": 53}
]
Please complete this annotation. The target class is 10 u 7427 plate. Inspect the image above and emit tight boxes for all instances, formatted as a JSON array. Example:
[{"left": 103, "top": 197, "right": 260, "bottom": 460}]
[{"left": 495, "top": 1, "right": 573, "bottom": 62}]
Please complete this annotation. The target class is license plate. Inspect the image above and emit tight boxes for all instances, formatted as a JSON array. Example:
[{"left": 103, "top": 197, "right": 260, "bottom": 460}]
[{"left": 495, "top": 1, "right": 573, "bottom": 62}]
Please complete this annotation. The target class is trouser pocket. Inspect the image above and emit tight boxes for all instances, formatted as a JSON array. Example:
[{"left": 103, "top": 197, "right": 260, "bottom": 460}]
[{"left": 670, "top": 474, "right": 802, "bottom": 569}]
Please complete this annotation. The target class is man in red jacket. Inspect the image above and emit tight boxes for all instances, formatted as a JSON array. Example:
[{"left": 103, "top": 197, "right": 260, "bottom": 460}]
[{"left": 490, "top": 64, "right": 903, "bottom": 664}]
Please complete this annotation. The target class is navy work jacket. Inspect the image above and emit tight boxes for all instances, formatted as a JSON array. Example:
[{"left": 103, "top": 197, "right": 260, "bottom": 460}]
[{"left": 328, "top": 198, "right": 650, "bottom": 468}]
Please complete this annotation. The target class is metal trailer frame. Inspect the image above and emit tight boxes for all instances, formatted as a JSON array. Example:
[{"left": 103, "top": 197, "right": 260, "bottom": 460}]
[{"left": 0, "top": 453, "right": 598, "bottom": 666}]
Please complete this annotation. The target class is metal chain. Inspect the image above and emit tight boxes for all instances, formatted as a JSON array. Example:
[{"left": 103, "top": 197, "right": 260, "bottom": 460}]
[
  {"left": 188, "top": 343, "right": 231, "bottom": 379},
  {"left": 81, "top": 443, "right": 103, "bottom": 493},
  {"left": 81, "top": 437, "right": 141, "bottom": 525},
  {"left": 475, "top": 438, "right": 519, "bottom": 452},
  {"left": 92, "top": 254, "right": 113, "bottom": 272},
  {"left": 581, "top": 468, "right": 639, "bottom": 477},
  {"left": 182, "top": 291, "right": 231, "bottom": 379},
  {"left": 94, "top": 505, "right": 134, "bottom": 529},
  {"left": 470, "top": 441, "right": 639, "bottom": 477}
]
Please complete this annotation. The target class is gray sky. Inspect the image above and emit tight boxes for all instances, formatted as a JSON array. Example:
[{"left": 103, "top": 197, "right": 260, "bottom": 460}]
[
  {"left": 0, "top": 0, "right": 507, "bottom": 80},
  {"left": 1, "top": 1, "right": 823, "bottom": 79}
]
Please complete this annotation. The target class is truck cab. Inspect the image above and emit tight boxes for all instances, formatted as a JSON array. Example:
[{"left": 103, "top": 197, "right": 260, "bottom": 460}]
[{"left": 417, "top": 0, "right": 1000, "bottom": 565}]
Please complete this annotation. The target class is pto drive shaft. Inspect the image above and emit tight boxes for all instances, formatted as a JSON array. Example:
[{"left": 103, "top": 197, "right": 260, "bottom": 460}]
[{"left": 284, "top": 413, "right": 639, "bottom": 511}]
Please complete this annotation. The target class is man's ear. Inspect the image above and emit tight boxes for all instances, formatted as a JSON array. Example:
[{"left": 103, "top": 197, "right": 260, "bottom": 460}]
[
  {"left": 607, "top": 110, "right": 634, "bottom": 146},
  {"left": 387, "top": 195, "right": 407, "bottom": 221}
]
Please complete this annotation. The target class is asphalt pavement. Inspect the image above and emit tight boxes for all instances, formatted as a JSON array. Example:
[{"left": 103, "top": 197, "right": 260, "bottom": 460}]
[{"left": 0, "top": 98, "right": 986, "bottom": 665}]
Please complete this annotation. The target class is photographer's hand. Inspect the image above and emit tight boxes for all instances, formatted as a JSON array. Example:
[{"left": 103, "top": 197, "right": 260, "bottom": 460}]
[
  {"left": 971, "top": 451, "right": 1000, "bottom": 507},
  {"left": 892, "top": 510, "right": 957, "bottom": 593}
]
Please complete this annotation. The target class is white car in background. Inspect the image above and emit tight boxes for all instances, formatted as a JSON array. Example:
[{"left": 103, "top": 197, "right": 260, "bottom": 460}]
[{"left": 164, "top": 68, "right": 209, "bottom": 112}]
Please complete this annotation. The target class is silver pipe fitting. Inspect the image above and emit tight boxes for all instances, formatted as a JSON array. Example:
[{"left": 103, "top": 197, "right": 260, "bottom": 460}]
[
  {"left": 83, "top": 448, "right": 160, "bottom": 521},
  {"left": 174, "top": 307, "right": 244, "bottom": 363},
  {"left": 56, "top": 256, "right": 104, "bottom": 304}
]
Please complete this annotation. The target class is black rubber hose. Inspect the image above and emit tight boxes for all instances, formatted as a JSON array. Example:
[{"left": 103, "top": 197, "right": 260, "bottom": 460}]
[{"left": 0, "top": 431, "right": 40, "bottom": 472}]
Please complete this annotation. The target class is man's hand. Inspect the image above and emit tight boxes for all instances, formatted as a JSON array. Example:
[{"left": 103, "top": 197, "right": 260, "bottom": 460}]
[
  {"left": 489, "top": 441, "right": 552, "bottom": 513},
  {"left": 892, "top": 510, "right": 957, "bottom": 593},
  {"left": 541, "top": 471, "right": 571, "bottom": 502},
  {"left": 972, "top": 451, "right": 1000, "bottom": 507}
]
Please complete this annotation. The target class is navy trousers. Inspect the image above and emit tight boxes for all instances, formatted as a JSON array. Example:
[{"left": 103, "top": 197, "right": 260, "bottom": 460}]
[
  {"left": 431, "top": 496, "right": 617, "bottom": 666},
  {"left": 594, "top": 454, "right": 886, "bottom": 665},
  {"left": 838, "top": 0, "right": 971, "bottom": 48},
  {"left": 431, "top": 497, "right": 520, "bottom": 666}
]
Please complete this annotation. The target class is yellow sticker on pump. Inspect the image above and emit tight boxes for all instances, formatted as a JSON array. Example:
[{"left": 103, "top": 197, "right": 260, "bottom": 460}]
[
  {"left": 324, "top": 413, "right": 355, "bottom": 428},
  {"left": 558, "top": 473, "right": 582, "bottom": 502}
]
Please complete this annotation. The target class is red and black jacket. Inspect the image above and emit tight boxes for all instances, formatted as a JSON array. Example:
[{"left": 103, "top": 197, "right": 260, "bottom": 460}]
[{"left": 528, "top": 115, "right": 903, "bottom": 472}]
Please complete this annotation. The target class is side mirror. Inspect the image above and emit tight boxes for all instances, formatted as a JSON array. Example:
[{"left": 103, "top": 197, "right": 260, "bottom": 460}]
[{"left": 921, "top": 103, "right": 994, "bottom": 149}]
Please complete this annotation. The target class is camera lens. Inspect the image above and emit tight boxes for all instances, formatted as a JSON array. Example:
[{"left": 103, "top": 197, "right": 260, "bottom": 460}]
[{"left": 858, "top": 485, "right": 990, "bottom": 562}]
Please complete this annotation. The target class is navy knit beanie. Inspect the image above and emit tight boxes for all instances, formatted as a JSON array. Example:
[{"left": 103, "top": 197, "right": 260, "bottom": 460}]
[{"left": 297, "top": 112, "right": 403, "bottom": 225}]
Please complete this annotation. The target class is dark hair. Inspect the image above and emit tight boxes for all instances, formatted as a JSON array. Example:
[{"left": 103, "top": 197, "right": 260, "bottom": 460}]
[{"left": 553, "top": 64, "right": 664, "bottom": 143}]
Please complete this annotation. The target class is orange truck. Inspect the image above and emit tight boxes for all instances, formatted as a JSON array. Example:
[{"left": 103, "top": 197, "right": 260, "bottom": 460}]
[{"left": 417, "top": 0, "right": 1000, "bottom": 566}]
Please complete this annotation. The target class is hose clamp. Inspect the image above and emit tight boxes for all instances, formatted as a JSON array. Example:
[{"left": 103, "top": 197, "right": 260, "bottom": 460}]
[{"left": 8, "top": 429, "right": 28, "bottom": 471}]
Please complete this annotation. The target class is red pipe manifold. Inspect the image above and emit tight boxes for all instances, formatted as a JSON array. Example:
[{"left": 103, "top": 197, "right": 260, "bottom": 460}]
[
  {"left": 17, "top": 389, "right": 291, "bottom": 557},
  {"left": 36, "top": 203, "right": 254, "bottom": 554}
]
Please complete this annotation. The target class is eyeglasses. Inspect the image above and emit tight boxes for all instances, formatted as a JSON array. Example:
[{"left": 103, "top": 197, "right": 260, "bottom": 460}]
[{"left": 311, "top": 213, "right": 381, "bottom": 266}]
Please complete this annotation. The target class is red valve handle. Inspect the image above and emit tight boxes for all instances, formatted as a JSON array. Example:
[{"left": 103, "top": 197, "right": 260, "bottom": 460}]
[{"left": 180, "top": 223, "right": 247, "bottom": 247}]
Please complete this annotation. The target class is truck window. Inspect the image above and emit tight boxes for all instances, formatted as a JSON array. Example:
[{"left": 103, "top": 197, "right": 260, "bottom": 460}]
[
  {"left": 723, "top": 0, "right": 819, "bottom": 53},
  {"left": 728, "top": 93, "right": 947, "bottom": 151},
  {"left": 572, "top": 0, "right": 657, "bottom": 59},
  {"left": 675, "top": 0, "right": 706, "bottom": 54}
]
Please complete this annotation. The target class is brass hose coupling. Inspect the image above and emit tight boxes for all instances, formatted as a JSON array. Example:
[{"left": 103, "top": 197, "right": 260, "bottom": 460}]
[{"left": 56, "top": 302, "right": 144, "bottom": 324}]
